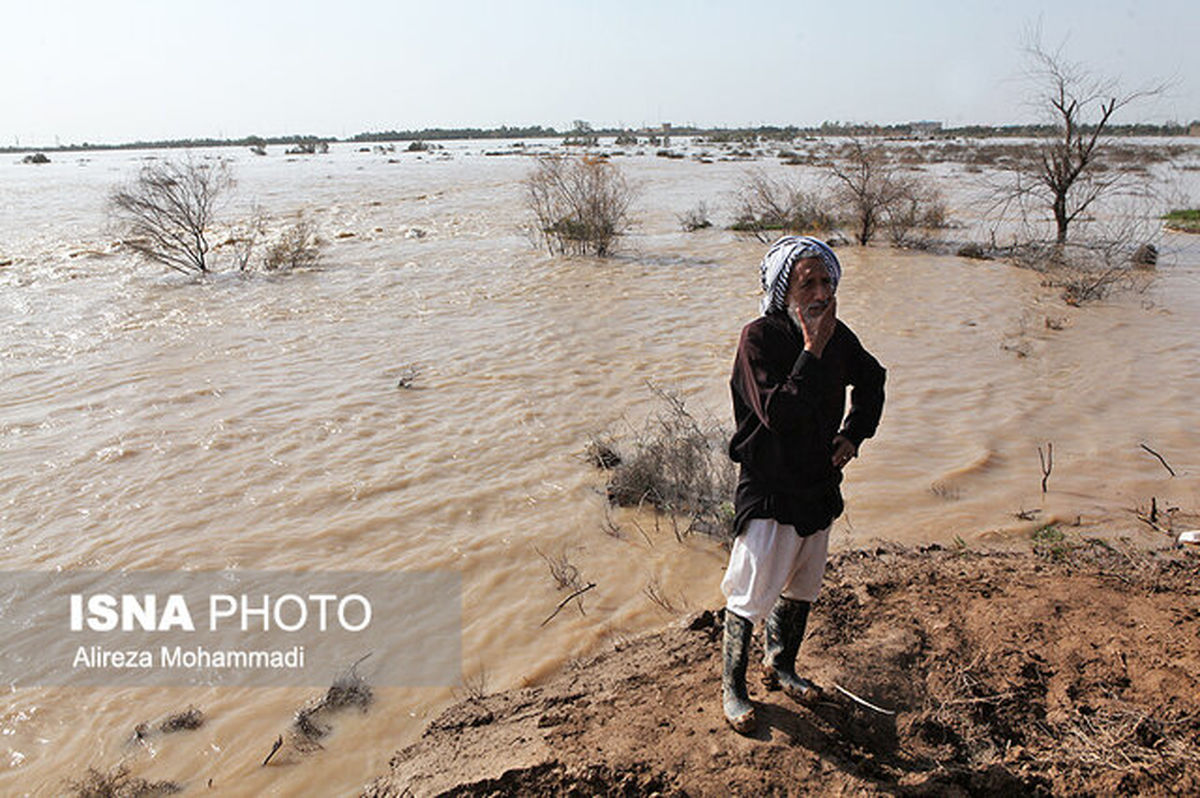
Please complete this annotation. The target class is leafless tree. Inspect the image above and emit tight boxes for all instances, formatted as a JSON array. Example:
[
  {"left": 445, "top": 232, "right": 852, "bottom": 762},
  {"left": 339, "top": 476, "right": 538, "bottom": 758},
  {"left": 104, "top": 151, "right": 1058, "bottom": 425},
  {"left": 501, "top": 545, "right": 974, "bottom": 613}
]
[
  {"left": 994, "top": 33, "right": 1167, "bottom": 246},
  {"left": 525, "top": 155, "right": 635, "bottom": 257},
  {"left": 885, "top": 183, "right": 948, "bottom": 248},
  {"left": 829, "top": 139, "right": 908, "bottom": 245},
  {"left": 110, "top": 156, "right": 232, "bottom": 275},
  {"left": 825, "top": 139, "right": 948, "bottom": 246}
]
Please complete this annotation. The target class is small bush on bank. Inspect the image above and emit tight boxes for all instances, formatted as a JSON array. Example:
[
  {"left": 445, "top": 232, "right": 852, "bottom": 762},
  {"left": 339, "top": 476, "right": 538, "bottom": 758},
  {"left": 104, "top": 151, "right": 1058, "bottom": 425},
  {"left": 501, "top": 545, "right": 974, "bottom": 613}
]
[
  {"left": 525, "top": 156, "right": 635, "bottom": 257},
  {"left": 599, "top": 384, "right": 736, "bottom": 539}
]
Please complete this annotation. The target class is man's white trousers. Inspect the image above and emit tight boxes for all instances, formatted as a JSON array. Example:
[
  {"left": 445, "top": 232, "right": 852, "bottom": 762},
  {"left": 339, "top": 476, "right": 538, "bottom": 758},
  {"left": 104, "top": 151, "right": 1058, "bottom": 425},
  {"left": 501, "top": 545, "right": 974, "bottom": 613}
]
[{"left": 721, "top": 518, "right": 829, "bottom": 623}]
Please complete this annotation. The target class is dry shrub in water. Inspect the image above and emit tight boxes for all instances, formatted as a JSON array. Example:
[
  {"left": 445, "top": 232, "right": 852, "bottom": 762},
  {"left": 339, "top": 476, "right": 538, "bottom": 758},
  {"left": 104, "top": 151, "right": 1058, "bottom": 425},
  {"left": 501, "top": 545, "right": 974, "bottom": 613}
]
[
  {"left": 158, "top": 706, "right": 204, "bottom": 733},
  {"left": 1000, "top": 221, "right": 1156, "bottom": 304},
  {"left": 677, "top": 201, "right": 713, "bottom": 232},
  {"left": 264, "top": 216, "right": 321, "bottom": 270},
  {"left": 536, "top": 546, "right": 583, "bottom": 591},
  {"left": 525, "top": 155, "right": 634, "bottom": 257},
  {"left": 731, "top": 170, "right": 837, "bottom": 243},
  {"left": 829, "top": 138, "right": 949, "bottom": 246},
  {"left": 110, "top": 156, "right": 232, "bottom": 275},
  {"left": 271, "top": 659, "right": 373, "bottom": 758},
  {"left": 603, "top": 384, "right": 736, "bottom": 538},
  {"left": 884, "top": 184, "right": 949, "bottom": 247},
  {"left": 111, "top": 157, "right": 321, "bottom": 276}
]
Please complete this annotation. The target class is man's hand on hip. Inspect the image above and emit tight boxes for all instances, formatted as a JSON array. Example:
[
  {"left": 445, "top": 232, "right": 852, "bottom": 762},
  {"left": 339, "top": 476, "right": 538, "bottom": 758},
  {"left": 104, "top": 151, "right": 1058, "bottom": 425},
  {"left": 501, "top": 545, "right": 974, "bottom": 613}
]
[{"left": 832, "top": 435, "right": 857, "bottom": 469}]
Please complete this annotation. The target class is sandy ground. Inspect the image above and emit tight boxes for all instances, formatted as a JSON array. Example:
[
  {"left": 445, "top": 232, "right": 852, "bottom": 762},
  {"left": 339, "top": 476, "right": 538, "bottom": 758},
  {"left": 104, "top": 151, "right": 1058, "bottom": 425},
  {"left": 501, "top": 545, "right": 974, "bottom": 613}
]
[{"left": 362, "top": 538, "right": 1200, "bottom": 797}]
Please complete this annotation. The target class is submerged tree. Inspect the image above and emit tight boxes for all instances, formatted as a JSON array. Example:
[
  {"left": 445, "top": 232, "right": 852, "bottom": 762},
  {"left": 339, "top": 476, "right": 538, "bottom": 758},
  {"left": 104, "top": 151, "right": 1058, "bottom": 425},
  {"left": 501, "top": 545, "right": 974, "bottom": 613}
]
[{"left": 110, "top": 157, "right": 232, "bottom": 274}]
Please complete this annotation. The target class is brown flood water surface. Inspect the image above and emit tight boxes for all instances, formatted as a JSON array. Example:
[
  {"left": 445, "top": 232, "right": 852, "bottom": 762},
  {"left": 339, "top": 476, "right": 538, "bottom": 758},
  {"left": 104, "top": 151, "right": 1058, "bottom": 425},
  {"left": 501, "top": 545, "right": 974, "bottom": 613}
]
[{"left": 1, "top": 141, "right": 1198, "bottom": 795}]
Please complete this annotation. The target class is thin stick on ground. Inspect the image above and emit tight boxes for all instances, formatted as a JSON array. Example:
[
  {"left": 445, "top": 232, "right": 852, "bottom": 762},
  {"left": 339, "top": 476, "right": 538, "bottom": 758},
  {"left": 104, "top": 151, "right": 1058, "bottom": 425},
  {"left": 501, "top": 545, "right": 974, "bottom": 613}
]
[{"left": 541, "top": 583, "right": 596, "bottom": 627}]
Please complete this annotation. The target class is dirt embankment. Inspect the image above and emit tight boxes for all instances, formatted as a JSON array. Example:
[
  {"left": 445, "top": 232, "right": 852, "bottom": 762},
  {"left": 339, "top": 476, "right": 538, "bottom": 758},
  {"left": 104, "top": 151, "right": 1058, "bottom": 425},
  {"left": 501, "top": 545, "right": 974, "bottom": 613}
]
[{"left": 364, "top": 541, "right": 1200, "bottom": 797}]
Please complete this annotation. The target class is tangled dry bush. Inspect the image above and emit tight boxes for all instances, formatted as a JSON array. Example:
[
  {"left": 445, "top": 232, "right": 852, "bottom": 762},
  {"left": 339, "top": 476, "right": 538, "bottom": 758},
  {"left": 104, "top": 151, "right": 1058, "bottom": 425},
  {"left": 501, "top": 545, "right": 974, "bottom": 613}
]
[
  {"left": 829, "top": 139, "right": 949, "bottom": 246},
  {"left": 290, "top": 663, "right": 373, "bottom": 752},
  {"left": 67, "top": 764, "right": 180, "bottom": 797},
  {"left": 263, "top": 216, "right": 321, "bottom": 271},
  {"left": 998, "top": 234, "right": 1155, "bottom": 305},
  {"left": 525, "top": 155, "right": 635, "bottom": 257},
  {"left": 730, "top": 170, "right": 838, "bottom": 243},
  {"left": 599, "top": 384, "right": 736, "bottom": 538},
  {"left": 677, "top": 201, "right": 713, "bottom": 232}
]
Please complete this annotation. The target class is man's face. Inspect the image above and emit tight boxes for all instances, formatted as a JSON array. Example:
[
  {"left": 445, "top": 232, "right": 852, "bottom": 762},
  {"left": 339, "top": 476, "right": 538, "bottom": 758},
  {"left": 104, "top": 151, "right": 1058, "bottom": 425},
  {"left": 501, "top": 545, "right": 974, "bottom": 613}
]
[{"left": 785, "top": 257, "right": 833, "bottom": 317}]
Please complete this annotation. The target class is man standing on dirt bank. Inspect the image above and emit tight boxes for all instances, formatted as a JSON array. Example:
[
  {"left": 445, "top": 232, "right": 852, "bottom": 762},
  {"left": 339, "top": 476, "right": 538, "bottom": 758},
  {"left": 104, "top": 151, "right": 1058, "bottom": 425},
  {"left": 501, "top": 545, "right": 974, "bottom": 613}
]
[{"left": 721, "top": 235, "right": 886, "bottom": 733}]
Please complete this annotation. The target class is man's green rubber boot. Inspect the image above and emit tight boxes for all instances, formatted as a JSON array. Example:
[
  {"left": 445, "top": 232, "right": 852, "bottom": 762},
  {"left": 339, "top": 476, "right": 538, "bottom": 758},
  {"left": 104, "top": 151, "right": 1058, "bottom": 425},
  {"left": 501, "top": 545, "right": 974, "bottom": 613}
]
[
  {"left": 722, "top": 610, "right": 756, "bottom": 733},
  {"left": 762, "top": 597, "right": 821, "bottom": 704}
]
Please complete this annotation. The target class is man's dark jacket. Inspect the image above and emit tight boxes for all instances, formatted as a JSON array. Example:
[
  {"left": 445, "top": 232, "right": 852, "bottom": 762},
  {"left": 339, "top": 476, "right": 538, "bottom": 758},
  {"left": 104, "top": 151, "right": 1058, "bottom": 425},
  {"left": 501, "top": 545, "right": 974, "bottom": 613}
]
[{"left": 728, "top": 310, "right": 886, "bottom": 537}]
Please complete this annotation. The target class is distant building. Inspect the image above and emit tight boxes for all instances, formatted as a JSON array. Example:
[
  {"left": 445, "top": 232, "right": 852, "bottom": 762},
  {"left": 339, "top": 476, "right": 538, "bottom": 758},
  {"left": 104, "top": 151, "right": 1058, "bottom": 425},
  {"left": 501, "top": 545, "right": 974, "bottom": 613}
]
[
  {"left": 1190, "top": 123, "right": 1200, "bottom": 137},
  {"left": 909, "top": 121, "right": 943, "bottom": 139}
]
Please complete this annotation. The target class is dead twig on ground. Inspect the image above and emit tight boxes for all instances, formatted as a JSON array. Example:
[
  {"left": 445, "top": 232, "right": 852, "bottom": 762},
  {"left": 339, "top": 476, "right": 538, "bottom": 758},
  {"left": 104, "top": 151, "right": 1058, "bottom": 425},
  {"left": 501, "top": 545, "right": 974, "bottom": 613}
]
[{"left": 1135, "top": 498, "right": 1171, "bottom": 535}]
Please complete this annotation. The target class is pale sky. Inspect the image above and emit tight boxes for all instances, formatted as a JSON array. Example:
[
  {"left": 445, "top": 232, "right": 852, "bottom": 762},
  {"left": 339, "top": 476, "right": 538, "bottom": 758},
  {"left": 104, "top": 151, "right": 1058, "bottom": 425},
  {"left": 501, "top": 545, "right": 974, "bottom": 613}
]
[{"left": 4, "top": 0, "right": 1197, "bottom": 147}]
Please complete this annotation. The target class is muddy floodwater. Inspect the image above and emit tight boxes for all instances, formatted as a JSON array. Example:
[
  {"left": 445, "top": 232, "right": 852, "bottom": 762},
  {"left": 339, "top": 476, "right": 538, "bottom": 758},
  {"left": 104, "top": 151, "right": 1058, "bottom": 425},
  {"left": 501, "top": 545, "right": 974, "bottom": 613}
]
[{"left": 2, "top": 138, "right": 1199, "bottom": 795}]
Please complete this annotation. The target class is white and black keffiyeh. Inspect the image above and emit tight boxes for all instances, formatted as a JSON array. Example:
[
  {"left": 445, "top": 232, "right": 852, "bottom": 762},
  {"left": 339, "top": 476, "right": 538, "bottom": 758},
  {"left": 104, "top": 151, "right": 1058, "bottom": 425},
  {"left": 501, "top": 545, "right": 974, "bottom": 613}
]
[{"left": 759, "top": 235, "right": 842, "bottom": 315}]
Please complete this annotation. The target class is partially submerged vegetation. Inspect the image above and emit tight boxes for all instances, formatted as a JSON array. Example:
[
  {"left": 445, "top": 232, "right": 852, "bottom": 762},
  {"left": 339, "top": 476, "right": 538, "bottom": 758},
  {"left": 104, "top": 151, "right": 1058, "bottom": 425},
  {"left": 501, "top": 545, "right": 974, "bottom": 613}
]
[
  {"left": 524, "top": 155, "right": 635, "bottom": 257},
  {"left": 730, "top": 170, "right": 839, "bottom": 242},
  {"left": 108, "top": 156, "right": 323, "bottom": 277},
  {"left": 594, "top": 384, "right": 735, "bottom": 538},
  {"left": 68, "top": 765, "right": 180, "bottom": 798},
  {"left": 1163, "top": 209, "right": 1200, "bottom": 233},
  {"left": 264, "top": 658, "right": 373, "bottom": 764}
]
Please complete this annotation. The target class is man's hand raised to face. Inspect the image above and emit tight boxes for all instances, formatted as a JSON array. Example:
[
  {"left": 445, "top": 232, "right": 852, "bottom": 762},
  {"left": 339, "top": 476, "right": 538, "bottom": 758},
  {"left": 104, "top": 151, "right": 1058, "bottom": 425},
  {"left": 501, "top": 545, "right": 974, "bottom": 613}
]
[{"left": 799, "top": 296, "right": 836, "bottom": 358}]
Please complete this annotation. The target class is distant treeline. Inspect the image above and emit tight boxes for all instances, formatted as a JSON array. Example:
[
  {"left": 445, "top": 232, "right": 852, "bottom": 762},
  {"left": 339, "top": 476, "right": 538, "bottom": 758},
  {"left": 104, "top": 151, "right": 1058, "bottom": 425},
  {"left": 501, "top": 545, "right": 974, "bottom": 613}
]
[
  {"left": 4, "top": 121, "right": 1197, "bottom": 155},
  {"left": 349, "top": 125, "right": 559, "bottom": 142},
  {"left": 0, "top": 134, "right": 333, "bottom": 155}
]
